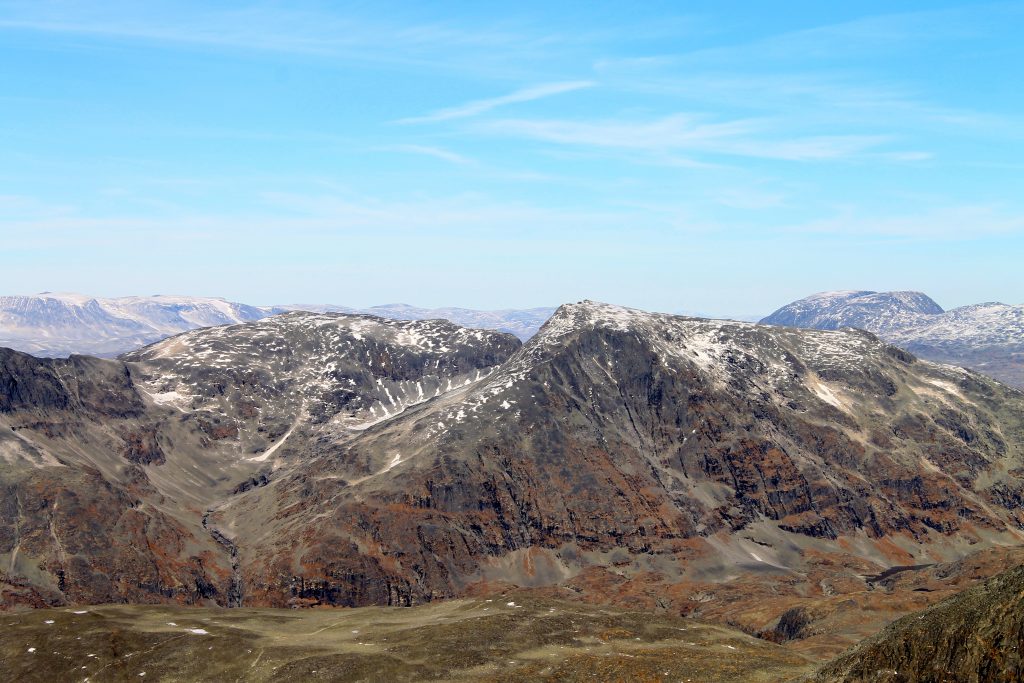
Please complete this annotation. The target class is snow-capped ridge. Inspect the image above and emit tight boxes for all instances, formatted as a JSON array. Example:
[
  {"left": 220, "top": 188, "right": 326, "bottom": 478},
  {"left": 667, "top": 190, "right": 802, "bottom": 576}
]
[
  {"left": 762, "top": 290, "right": 944, "bottom": 333},
  {"left": 491, "top": 299, "right": 904, "bottom": 403},
  {"left": 125, "top": 309, "right": 521, "bottom": 437},
  {"left": 762, "top": 290, "right": 1024, "bottom": 387}
]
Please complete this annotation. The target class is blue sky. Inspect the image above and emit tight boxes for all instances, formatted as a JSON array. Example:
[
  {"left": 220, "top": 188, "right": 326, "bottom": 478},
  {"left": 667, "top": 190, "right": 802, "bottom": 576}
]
[{"left": 1, "top": 1, "right": 1022, "bottom": 314}]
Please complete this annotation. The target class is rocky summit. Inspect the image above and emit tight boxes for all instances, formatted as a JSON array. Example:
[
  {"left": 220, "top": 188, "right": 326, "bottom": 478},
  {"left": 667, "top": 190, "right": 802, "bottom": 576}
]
[{"left": 2, "top": 302, "right": 1024, "bottom": 661}]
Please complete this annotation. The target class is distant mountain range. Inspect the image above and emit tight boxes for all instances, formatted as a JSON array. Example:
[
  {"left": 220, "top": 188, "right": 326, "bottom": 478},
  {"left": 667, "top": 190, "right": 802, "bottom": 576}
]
[
  {"left": 0, "top": 293, "right": 267, "bottom": 358},
  {"left": 762, "top": 290, "right": 1024, "bottom": 388},
  {"left": 0, "top": 293, "right": 556, "bottom": 358}
]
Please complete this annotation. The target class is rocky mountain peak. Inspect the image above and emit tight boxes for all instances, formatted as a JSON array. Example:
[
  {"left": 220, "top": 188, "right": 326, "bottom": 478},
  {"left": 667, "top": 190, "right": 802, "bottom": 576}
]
[
  {"left": 761, "top": 290, "right": 944, "bottom": 332},
  {"left": 122, "top": 310, "right": 521, "bottom": 441},
  {"left": 535, "top": 300, "right": 644, "bottom": 336}
]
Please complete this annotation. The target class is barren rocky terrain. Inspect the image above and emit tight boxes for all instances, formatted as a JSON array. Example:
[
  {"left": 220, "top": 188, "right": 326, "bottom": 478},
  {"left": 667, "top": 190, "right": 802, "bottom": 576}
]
[
  {"left": 811, "top": 560, "right": 1024, "bottom": 682},
  {"left": 3, "top": 302, "right": 1024, "bottom": 679}
]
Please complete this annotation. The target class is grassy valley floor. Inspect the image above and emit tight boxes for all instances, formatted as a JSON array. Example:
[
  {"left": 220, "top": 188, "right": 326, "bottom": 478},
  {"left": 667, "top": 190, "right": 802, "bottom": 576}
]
[{"left": 0, "top": 595, "right": 814, "bottom": 683}]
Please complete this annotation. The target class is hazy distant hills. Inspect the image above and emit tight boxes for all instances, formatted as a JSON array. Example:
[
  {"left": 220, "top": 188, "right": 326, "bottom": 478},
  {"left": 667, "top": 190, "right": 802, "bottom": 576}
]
[
  {"left": 0, "top": 293, "right": 556, "bottom": 358},
  {"left": 760, "top": 290, "right": 945, "bottom": 332},
  {"left": 0, "top": 293, "right": 267, "bottom": 358},
  {"left": 762, "top": 290, "right": 1024, "bottom": 388},
  {"left": 0, "top": 292, "right": 763, "bottom": 360}
]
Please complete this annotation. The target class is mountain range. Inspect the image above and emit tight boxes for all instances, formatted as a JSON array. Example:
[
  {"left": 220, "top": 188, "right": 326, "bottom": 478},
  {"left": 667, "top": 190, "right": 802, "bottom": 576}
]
[
  {"left": 7, "top": 290, "right": 1022, "bottom": 397},
  {"left": 762, "top": 290, "right": 1024, "bottom": 388},
  {"left": 0, "top": 293, "right": 268, "bottom": 358},
  {"left": 3, "top": 300, "right": 1024, "bottom": 662},
  {"left": 0, "top": 292, "right": 555, "bottom": 359}
]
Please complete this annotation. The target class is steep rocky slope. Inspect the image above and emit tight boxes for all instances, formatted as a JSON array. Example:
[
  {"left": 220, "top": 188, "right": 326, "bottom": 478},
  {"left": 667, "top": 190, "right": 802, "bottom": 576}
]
[
  {"left": 811, "top": 561, "right": 1024, "bottom": 682},
  {"left": 0, "top": 348, "right": 237, "bottom": 607},
  {"left": 762, "top": 290, "right": 1024, "bottom": 388},
  {"left": 0, "top": 312, "right": 520, "bottom": 607},
  {"left": 3, "top": 303, "right": 1024, "bottom": 651}
]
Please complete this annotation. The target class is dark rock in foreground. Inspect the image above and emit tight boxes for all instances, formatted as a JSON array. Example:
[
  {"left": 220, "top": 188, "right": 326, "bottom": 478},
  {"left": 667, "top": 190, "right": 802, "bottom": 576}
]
[{"left": 811, "top": 562, "right": 1024, "bottom": 682}]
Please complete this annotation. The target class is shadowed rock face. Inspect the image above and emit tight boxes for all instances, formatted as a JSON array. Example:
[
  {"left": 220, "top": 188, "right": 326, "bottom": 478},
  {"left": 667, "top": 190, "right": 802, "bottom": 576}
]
[
  {"left": 811, "top": 562, "right": 1024, "bottom": 682},
  {"left": 2, "top": 304, "right": 1024, "bottom": 626},
  {"left": 0, "top": 348, "right": 232, "bottom": 607},
  {"left": 0, "top": 350, "right": 144, "bottom": 416}
]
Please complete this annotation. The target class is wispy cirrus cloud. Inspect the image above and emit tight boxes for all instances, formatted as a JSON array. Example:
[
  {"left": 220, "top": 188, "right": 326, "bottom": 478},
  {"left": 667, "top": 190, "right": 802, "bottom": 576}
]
[
  {"left": 592, "top": 68, "right": 1023, "bottom": 142},
  {"left": 378, "top": 144, "right": 476, "bottom": 165},
  {"left": 480, "top": 114, "right": 902, "bottom": 162},
  {"left": 587, "top": 6, "right": 1024, "bottom": 143},
  {"left": 591, "top": 5, "right": 998, "bottom": 75},
  {"left": 0, "top": 5, "right": 359, "bottom": 55},
  {"left": 793, "top": 205, "right": 1024, "bottom": 239},
  {"left": 0, "top": 2, "right": 561, "bottom": 77},
  {"left": 712, "top": 188, "right": 787, "bottom": 210},
  {"left": 396, "top": 81, "right": 595, "bottom": 124},
  {"left": 667, "top": 5, "right": 1003, "bottom": 67},
  {"left": 1, "top": 190, "right": 650, "bottom": 252}
]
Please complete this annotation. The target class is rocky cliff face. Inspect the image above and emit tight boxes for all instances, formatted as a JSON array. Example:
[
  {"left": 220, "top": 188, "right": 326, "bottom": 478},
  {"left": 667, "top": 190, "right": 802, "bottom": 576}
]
[
  {"left": 2, "top": 304, "right": 1024, "bottom": 627},
  {"left": 206, "top": 303, "right": 1024, "bottom": 611}
]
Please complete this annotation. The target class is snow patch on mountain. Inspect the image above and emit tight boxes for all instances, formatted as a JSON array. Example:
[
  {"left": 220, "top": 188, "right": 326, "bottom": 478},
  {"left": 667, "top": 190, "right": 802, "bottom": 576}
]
[
  {"left": 455, "top": 300, "right": 892, "bottom": 418},
  {"left": 274, "top": 303, "right": 556, "bottom": 341}
]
